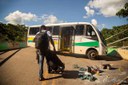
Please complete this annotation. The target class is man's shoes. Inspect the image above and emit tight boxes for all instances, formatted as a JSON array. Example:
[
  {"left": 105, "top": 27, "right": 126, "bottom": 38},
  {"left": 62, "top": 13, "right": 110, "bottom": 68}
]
[{"left": 39, "top": 77, "right": 45, "bottom": 81}]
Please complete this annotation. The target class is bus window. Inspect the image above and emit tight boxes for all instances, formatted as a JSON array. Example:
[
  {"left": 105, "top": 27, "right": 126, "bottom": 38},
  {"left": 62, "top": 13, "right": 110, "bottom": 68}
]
[
  {"left": 29, "top": 27, "right": 39, "bottom": 35},
  {"left": 86, "top": 25, "right": 98, "bottom": 40},
  {"left": 75, "top": 25, "right": 84, "bottom": 35},
  {"left": 86, "top": 25, "right": 96, "bottom": 36},
  {"left": 53, "top": 26, "right": 59, "bottom": 35},
  {"left": 47, "top": 26, "right": 53, "bottom": 33}
]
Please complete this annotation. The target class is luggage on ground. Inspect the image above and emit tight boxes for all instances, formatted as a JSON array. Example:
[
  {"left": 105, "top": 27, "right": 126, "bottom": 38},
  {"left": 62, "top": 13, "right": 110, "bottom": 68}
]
[{"left": 46, "top": 50, "right": 65, "bottom": 74}]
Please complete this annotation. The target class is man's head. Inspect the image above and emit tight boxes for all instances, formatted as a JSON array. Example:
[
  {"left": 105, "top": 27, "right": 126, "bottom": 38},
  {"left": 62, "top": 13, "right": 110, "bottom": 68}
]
[{"left": 39, "top": 25, "right": 47, "bottom": 32}]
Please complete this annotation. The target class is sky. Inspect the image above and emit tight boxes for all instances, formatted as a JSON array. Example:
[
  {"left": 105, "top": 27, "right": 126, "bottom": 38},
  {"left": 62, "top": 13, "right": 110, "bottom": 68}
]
[{"left": 0, "top": 0, "right": 128, "bottom": 30}]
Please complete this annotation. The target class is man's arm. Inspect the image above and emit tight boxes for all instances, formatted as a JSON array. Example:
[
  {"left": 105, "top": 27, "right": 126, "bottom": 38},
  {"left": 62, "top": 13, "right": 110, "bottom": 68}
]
[{"left": 33, "top": 32, "right": 39, "bottom": 42}]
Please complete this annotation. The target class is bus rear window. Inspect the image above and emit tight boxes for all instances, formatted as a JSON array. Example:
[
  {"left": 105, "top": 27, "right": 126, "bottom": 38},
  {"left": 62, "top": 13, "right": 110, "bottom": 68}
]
[{"left": 29, "top": 27, "right": 39, "bottom": 35}]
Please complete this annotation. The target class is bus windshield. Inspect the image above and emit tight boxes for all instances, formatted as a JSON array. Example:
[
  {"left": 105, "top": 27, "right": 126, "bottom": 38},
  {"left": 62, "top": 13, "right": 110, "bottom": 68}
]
[{"left": 97, "top": 29, "right": 106, "bottom": 46}]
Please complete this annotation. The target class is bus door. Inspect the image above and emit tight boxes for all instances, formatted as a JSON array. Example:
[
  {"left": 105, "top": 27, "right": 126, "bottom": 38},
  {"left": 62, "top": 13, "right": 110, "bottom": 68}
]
[{"left": 60, "top": 26, "right": 74, "bottom": 52}]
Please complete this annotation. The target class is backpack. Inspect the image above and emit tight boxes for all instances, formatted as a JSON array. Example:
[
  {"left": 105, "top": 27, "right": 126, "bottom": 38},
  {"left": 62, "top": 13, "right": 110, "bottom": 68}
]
[{"left": 34, "top": 31, "right": 49, "bottom": 50}]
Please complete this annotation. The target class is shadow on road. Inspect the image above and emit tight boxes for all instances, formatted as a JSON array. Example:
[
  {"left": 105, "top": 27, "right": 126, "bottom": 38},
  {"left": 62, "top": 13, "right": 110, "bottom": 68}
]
[
  {"left": 45, "top": 75, "right": 62, "bottom": 80},
  {"left": 0, "top": 49, "right": 21, "bottom": 66},
  {"left": 58, "top": 52, "right": 122, "bottom": 61},
  {"left": 97, "top": 55, "right": 123, "bottom": 61},
  {"left": 62, "top": 70, "right": 79, "bottom": 79},
  {"left": 58, "top": 53, "right": 87, "bottom": 59},
  {"left": 44, "top": 70, "right": 79, "bottom": 80},
  {"left": 0, "top": 51, "right": 8, "bottom": 55}
]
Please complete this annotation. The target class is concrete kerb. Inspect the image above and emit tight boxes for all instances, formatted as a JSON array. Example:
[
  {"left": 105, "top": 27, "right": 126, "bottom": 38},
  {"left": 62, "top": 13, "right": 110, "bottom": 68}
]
[{"left": 117, "top": 48, "right": 128, "bottom": 60}]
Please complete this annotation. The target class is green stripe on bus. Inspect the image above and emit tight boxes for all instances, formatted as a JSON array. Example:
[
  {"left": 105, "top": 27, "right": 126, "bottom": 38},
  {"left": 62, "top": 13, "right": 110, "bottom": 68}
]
[
  {"left": 74, "top": 41, "right": 99, "bottom": 47},
  {"left": 28, "top": 40, "right": 33, "bottom": 42}
]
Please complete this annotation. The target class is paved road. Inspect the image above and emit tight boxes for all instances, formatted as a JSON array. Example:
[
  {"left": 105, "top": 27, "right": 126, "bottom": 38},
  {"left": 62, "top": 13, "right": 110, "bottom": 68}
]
[{"left": 0, "top": 47, "right": 128, "bottom": 85}]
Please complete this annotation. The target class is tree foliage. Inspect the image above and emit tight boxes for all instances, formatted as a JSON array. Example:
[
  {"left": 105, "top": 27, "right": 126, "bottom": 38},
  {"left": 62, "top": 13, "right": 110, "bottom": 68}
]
[
  {"left": 101, "top": 24, "right": 128, "bottom": 47},
  {"left": 116, "top": 3, "right": 128, "bottom": 19},
  {"left": 0, "top": 23, "right": 27, "bottom": 42}
]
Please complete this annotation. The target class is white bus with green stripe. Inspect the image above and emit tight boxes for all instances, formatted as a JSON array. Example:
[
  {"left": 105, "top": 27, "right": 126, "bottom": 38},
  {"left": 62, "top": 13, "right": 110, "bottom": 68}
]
[{"left": 28, "top": 22, "right": 107, "bottom": 59}]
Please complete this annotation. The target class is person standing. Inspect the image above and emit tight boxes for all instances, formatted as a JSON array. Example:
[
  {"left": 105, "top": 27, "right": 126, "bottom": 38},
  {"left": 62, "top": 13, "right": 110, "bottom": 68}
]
[{"left": 33, "top": 25, "right": 56, "bottom": 81}]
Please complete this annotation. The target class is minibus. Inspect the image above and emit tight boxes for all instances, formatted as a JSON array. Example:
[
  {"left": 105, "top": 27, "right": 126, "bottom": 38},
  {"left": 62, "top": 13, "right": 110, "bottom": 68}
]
[{"left": 27, "top": 22, "right": 107, "bottom": 59}]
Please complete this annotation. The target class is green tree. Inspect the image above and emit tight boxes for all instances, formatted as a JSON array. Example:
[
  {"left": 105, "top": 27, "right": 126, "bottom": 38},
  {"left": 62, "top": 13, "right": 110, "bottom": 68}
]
[
  {"left": 0, "top": 23, "right": 27, "bottom": 42},
  {"left": 101, "top": 24, "right": 128, "bottom": 46},
  {"left": 116, "top": 3, "right": 128, "bottom": 19},
  {"left": 0, "top": 22, "right": 8, "bottom": 41},
  {"left": 101, "top": 28, "right": 111, "bottom": 39}
]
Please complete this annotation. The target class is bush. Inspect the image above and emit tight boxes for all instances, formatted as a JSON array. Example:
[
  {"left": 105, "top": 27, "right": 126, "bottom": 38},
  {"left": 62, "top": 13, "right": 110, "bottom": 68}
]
[{"left": 0, "top": 22, "right": 28, "bottom": 42}]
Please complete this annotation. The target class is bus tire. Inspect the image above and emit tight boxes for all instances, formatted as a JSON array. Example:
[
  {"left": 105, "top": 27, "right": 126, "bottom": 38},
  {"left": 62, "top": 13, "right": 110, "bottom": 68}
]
[{"left": 87, "top": 49, "right": 98, "bottom": 60}]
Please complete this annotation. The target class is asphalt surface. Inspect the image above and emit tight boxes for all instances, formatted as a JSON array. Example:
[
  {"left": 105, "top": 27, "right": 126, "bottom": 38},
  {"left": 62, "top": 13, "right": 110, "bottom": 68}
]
[{"left": 0, "top": 47, "right": 128, "bottom": 85}]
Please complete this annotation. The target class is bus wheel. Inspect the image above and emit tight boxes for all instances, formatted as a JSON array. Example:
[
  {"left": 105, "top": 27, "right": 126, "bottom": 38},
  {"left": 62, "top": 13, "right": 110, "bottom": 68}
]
[{"left": 87, "top": 50, "right": 98, "bottom": 60}]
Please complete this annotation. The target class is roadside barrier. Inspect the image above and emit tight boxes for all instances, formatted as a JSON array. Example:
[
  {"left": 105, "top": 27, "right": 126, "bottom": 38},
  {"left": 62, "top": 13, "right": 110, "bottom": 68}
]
[
  {"left": 107, "top": 47, "right": 128, "bottom": 60},
  {"left": 0, "top": 42, "right": 27, "bottom": 51}
]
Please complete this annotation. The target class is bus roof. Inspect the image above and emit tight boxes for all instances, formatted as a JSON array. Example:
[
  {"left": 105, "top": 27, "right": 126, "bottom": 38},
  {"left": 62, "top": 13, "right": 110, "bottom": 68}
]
[{"left": 29, "top": 22, "right": 91, "bottom": 27}]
